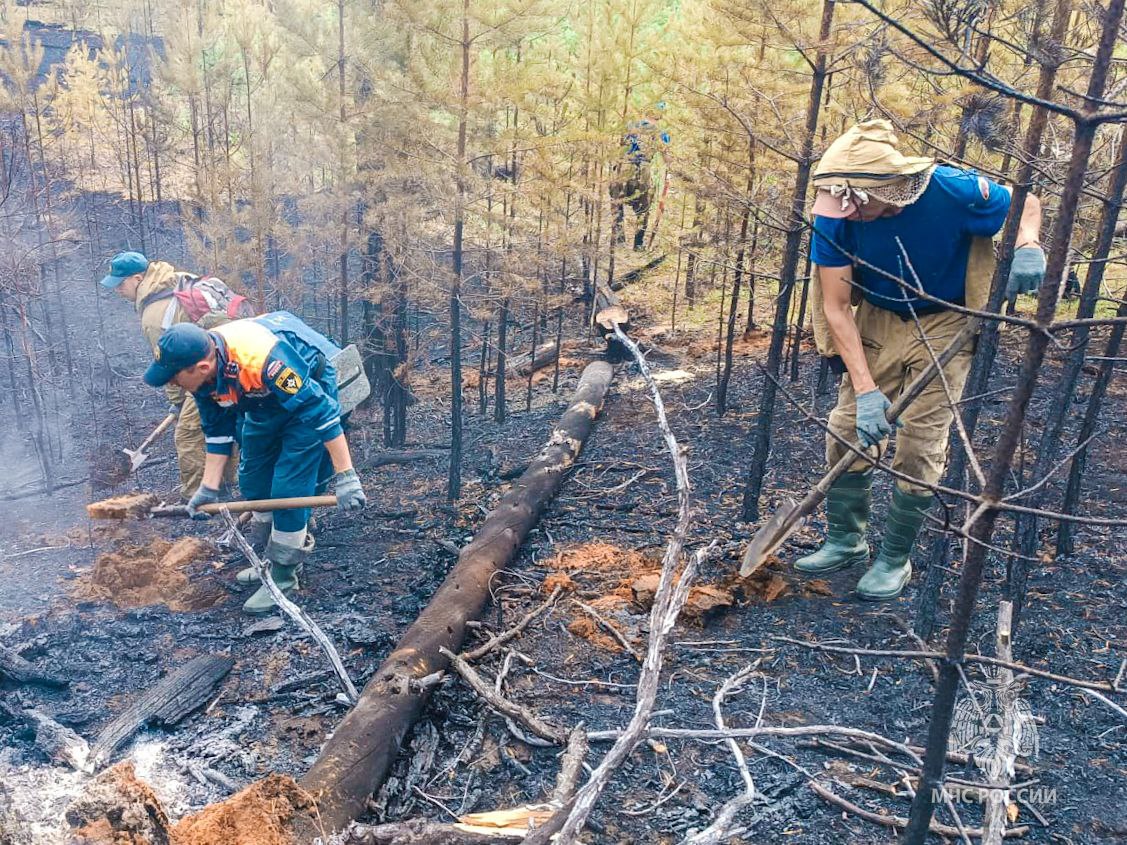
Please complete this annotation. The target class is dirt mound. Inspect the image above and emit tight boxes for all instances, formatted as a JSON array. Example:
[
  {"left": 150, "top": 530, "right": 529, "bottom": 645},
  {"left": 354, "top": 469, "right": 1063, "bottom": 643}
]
[
  {"left": 73, "top": 537, "right": 223, "bottom": 611},
  {"left": 549, "top": 542, "right": 653, "bottom": 574},
  {"left": 171, "top": 775, "right": 318, "bottom": 845},
  {"left": 66, "top": 762, "right": 171, "bottom": 845}
]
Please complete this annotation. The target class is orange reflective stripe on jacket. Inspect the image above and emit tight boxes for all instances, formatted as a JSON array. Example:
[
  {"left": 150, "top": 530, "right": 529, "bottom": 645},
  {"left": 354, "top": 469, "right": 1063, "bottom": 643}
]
[{"left": 211, "top": 319, "right": 277, "bottom": 401}]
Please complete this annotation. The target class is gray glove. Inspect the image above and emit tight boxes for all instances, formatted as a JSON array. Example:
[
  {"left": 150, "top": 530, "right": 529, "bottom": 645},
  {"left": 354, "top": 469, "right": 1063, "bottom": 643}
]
[
  {"left": 334, "top": 469, "right": 366, "bottom": 512},
  {"left": 168, "top": 403, "right": 182, "bottom": 419},
  {"left": 1006, "top": 245, "right": 1046, "bottom": 297},
  {"left": 855, "top": 389, "right": 894, "bottom": 448},
  {"left": 187, "top": 485, "right": 220, "bottom": 520}
]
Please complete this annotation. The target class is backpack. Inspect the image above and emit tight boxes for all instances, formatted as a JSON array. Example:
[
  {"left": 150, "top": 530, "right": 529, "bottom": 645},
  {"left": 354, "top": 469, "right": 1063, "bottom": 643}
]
[{"left": 143, "top": 273, "right": 255, "bottom": 329}]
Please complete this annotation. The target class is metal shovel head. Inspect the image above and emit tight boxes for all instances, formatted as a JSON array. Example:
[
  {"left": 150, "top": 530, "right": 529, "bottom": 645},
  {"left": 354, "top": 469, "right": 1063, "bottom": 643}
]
[
  {"left": 739, "top": 497, "right": 801, "bottom": 577},
  {"left": 332, "top": 344, "right": 371, "bottom": 415},
  {"left": 123, "top": 446, "right": 148, "bottom": 471}
]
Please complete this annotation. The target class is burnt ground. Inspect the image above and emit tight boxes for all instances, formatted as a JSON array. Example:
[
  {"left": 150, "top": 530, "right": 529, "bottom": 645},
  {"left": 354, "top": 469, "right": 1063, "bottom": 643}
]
[{"left": 1, "top": 250, "right": 1125, "bottom": 844}]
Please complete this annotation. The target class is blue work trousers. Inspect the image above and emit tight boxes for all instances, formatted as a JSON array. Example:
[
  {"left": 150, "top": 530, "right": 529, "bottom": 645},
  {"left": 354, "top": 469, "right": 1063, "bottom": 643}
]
[{"left": 238, "top": 396, "right": 337, "bottom": 533}]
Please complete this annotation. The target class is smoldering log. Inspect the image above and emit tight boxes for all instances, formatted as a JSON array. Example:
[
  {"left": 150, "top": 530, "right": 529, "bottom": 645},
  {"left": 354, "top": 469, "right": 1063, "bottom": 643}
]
[
  {"left": 0, "top": 644, "right": 68, "bottom": 688},
  {"left": 89, "top": 654, "right": 234, "bottom": 769},
  {"left": 298, "top": 360, "right": 616, "bottom": 838}
]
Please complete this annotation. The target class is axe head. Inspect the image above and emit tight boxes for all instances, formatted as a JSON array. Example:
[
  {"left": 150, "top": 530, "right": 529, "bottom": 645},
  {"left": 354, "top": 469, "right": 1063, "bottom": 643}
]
[{"left": 739, "top": 497, "right": 801, "bottom": 577}]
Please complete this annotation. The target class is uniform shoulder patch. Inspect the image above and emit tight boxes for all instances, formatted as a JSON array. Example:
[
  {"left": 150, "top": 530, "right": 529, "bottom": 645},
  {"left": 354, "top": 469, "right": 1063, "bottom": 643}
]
[
  {"left": 977, "top": 175, "right": 991, "bottom": 201},
  {"left": 274, "top": 367, "right": 303, "bottom": 395},
  {"left": 265, "top": 359, "right": 283, "bottom": 379}
]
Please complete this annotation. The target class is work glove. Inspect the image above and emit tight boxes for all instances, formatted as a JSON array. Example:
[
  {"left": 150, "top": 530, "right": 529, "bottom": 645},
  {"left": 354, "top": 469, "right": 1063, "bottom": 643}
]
[
  {"left": 167, "top": 403, "right": 182, "bottom": 419},
  {"left": 187, "top": 485, "right": 221, "bottom": 520},
  {"left": 334, "top": 468, "right": 366, "bottom": 513},
  {"left": 855, "top": 389, "right": 894, "bottom": 449},
  {"left": 1006, "top": 245, "right": 1046, "bottom": 297}
]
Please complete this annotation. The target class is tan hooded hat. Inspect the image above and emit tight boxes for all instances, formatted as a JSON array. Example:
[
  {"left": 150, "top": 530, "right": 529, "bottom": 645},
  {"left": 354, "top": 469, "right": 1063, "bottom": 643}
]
[{"left": 812, "top": 120, "right": 936, "bottom": 218}]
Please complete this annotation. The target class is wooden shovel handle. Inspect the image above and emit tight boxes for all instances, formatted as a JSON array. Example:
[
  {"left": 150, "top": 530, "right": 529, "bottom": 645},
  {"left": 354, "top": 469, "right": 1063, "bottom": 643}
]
[
  {"left": 134, "top": 412, "right": 178, "bottom": 452},
  {"left": 197, "top": 495, "right": 338, "bottom": 514}
]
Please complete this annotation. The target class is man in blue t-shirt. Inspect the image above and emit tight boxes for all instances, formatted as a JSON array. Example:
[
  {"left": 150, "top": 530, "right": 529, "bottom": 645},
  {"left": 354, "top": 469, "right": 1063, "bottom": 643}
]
[{"left": 796, "top": 120, "right": 1044, "bottom": 601}]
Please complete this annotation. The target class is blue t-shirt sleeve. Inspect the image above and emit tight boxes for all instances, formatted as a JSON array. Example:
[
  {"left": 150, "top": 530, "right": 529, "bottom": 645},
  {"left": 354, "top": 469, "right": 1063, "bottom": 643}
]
[
  {"left": 810, "top": 216, "right": 852, "bottom": 267},
  {"left": 193, "top": 393, "right": 237, "bottom": 456},
  {"left": 939, "top": 169, "right": 1011, "bottom": 237},
  {"left": 263, "top": 340, "right": 344, "bottom": 443}
]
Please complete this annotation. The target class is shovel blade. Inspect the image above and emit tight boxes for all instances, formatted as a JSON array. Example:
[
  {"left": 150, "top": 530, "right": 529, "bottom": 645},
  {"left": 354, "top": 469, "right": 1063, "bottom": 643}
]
[
  {"left": 122, "top": 447, "right": 148, "bottom": 472},
  {"left": 739, "top": 497, "right": 801, "bottom": 577}
]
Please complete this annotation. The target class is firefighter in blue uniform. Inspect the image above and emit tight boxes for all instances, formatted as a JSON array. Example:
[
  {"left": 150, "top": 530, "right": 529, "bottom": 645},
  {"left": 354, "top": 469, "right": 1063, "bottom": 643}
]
[{"left": 143, "top": 311, "right": 367, "bottom": 614}]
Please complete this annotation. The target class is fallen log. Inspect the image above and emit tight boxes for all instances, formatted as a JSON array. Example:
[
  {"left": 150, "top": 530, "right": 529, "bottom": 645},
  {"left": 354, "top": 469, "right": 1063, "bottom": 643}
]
[
  {"left": 89, "top": 654, "right": 234, "bottom": 769},
  {"left": 0, "top": 644, "right": 68, "bottom": 688},
  {"left": 513, "top": 341, "right": 560, "bottom": 377},
  {"left": 368, "top": 449, "right": 449, "bottom": 469},
  {"left": 297, "top": 360, "right": 616, "bottom": 838}
]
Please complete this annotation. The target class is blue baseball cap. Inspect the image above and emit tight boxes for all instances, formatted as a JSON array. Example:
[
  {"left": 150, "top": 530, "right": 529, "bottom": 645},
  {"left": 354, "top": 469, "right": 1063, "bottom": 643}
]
[
  {"left": 100, "top": 251, "right": 149, "bottom": 289},
  {"left": 144, "top": 323, "right": 212, "bottom": 387}
]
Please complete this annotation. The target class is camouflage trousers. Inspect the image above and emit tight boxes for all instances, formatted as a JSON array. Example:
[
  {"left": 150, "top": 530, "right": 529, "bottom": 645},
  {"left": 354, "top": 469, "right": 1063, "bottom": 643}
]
[{"left": 826, "top": 300, "right": 973, "bottom": 495}]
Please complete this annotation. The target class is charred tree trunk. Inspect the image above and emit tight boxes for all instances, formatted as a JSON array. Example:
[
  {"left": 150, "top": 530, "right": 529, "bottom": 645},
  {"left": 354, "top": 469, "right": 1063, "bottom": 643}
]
[
  {"left": 1007, "top": 131, "right": 1127, "bottom": 626},
  {"left": 741, "top": 0, "right": 834, "bottom": 521},
  {"left": 447, "top": 3, "right": 470, "bottom": 500},
  {"left": 298, "top": 360, "right": 616, "bottom": 838},
  {"left": 1056, "top": 298, "right": 1126, "bottom": 556},
  {"left": 903, "top": 3, "right": 1123, "bottom": 838},
  {"left": 494, "top": 298, "right": 509, "bottom": 424},
  {"left": 717, "top": 202, "right": 749, "bottom": 416},
  {"left": 914, "top": 0, "right": 1068, "bottom": 642}
]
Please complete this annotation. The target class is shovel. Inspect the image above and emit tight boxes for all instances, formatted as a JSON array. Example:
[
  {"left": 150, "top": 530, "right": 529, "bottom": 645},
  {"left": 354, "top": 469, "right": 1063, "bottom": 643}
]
[
  {"left": 740, "top": 317, "right": 980, "bottom": 577},
  {"left": 122, "top": 412, "right": 178, "bottom": 473}
]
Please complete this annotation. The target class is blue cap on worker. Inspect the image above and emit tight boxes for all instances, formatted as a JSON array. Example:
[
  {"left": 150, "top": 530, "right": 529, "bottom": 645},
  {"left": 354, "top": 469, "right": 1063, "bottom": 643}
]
[
  {"left": 144, "top": 323, "right": 212, "bottom": 387},
  {"left": 100, "top": 251, "right": 149, "bottom": 289}
]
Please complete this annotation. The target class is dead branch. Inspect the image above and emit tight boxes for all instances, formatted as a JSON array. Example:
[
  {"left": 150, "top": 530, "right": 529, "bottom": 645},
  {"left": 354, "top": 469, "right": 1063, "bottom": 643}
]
[
  {"left": 772, "top": 636, "right": 1123, "bottom": 694},
  {"left": 551, "top": 727, "right": 589, "bottom": 806},
  {"left": 221, "top": 508, "right": 359, "bottom": 704},
  {"left": 0, "top": 644, "right": 68, "bottom": 688},
  {"left": 572, "top": 600, "right": 642, "bottom": 662},
  {"left": 808, "top": 780, "right": 1030, "bottom": 839},
  {"left": 681, "top": 664, "right": 762, "bottom": 845},
  {"left": 440, "top": 648, "right": 566, "bottom": 744},
  {"left": 555, "top": 325, "right": 715, "bottom": 844},
  {"left": 461, "top": 586, "right": 562, "bottom": 662}
]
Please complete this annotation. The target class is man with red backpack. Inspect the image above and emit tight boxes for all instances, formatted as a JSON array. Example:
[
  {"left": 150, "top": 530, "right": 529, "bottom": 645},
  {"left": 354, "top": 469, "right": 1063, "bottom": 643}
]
[{"left": 100, "top": 251, "right": 254, "bottom": 496}]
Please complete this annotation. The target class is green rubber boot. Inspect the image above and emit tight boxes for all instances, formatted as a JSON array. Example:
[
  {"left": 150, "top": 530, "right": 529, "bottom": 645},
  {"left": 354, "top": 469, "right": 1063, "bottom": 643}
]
[
  {"left": 856, "top": 486, "right": 932, "bottom": 601},
  {"left": 236, "top": 533, "right": 314, "bottom": 585},
  {"left": 242, "top": 540, "right": 307, "bottom": 615},
  {"left": 794, "top": 472, "right": 872, "bottom": 574}
]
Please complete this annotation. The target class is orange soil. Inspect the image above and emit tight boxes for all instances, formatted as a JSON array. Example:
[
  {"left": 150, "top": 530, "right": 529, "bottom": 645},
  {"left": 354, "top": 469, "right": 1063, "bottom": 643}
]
[
  {"left": 566, "top": 617, "right": 623, "bottom": 654},
  {"left": 66, "top": 766, "right": 318, "bottom": 845},
  {"left": 171, "top": 775, "right": 318, "bottom": 845},
  {"left": 73, "top": 537, "right": 222, "bottom": 611},
  {"left": 548, "top": 542, "right": 654, "bottom": 574}
]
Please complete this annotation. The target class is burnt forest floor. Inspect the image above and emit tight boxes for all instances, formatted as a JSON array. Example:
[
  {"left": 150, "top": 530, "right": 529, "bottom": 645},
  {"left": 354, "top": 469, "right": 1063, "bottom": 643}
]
[{"left": 1, "top": 252, "right": 1125, "bottom": 844}]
